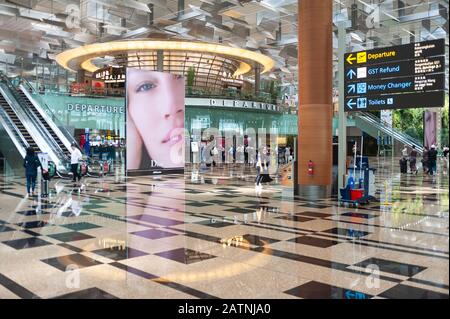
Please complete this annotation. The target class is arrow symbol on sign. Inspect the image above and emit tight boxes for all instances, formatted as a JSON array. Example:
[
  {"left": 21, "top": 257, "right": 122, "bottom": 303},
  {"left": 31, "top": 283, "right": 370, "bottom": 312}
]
[
  {"left": 346, "top": 53, "right": 356, "bottom": 65},
  {"left": 348, "top": 84, "right": 356, "bottom": 94},
  {"left": 347, "top": 99, "right": 356, "bottom": 109},
  {"left": 347, "top": 69, "right": 356, "bottom": 80}
]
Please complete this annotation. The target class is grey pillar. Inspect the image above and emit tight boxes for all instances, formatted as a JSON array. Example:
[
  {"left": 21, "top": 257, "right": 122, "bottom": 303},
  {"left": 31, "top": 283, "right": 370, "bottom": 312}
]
[
  {"left": 178, "top": 0, "right": 185, "bottom": 18},
  {"left": 276, "top": 21, "right": 282, "bottom": 41},
  {"left": 76, "top": 69, "right": 85, "bottom": 83},
  {"left": 148, "top": 4, "right": 154, "bottom": 26},
  {"left": 157, "top": 50, "right": 164, "bottom": 72},
  {"left": 254, "top": 64, "right": 261, "bottom": 97}
]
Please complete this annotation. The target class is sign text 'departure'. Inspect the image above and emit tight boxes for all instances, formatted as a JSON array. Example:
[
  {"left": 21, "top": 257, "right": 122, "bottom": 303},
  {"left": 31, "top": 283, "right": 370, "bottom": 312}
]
[{"left": 344, "top": 39, "right": 444, "bottom": 66}]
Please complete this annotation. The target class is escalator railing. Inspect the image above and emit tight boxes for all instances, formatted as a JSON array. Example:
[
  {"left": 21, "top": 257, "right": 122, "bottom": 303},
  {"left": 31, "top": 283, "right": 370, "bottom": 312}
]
[
  {"left": 0, "top": 83, "right": 43, "bottom": 152},
  {"left": 354, "top": 112, "right": 423, "bottom": 154},
  {"left": 17, "top": 77, "right": 80, "bottom": 152},
  {"left": 0, "top": 78, "right": 67, "bottom": 170},
  {"left": 0, "top": 98, "right": 29, "bottom": 157}
]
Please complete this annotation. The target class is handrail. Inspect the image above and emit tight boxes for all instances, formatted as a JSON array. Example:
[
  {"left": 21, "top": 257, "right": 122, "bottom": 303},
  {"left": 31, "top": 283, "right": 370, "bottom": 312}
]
[
  {"left": 356, "top": 112, "right": 423, "bottom": 154},
  {"left": 2, "top": 78, "right": 68, "bottom": 162},
  {"left": 19, "top": 83, "right": 278, "bottom": 104},
  {"left": 359, "top": 113, "right": 422, "bottom": 147},
  {"left": 0, "top": 105, "right": 28, "bottom": 157},
  {"left": 6, "top": 78, "right": 74, "bottom": 165},
  {"left": 0, "top": 81, "right": 66, "bottom": 168},
  {"left": 359, "top": 112, "right": 423, "bottom": 146},
  {"left": 18, "top": 77, "right": 81, "bottom": 151}
]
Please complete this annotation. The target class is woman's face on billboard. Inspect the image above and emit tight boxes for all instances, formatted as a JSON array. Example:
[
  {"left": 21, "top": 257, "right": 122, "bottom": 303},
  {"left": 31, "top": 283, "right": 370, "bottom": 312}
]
[{"left": 127, "top": 69, "right": 185, "bottom": 168}]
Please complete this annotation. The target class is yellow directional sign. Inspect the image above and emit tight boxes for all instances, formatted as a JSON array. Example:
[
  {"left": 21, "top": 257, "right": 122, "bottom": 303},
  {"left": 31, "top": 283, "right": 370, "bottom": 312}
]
[
  {"left": 346, "top": 53, "right": 356, "bottom": 65},
  {"left": 357, "top": 51, "right": 367, "bottom": 63}
]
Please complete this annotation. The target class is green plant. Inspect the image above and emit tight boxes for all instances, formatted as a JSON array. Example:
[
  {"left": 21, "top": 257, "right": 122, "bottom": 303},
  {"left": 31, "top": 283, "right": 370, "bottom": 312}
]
[{"left": 187, "top": 67, "right": 195, "bottom": 94}]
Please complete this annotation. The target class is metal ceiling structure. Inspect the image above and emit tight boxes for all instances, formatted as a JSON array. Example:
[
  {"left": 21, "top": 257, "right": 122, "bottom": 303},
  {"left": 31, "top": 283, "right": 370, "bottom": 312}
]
[{"left": 0, "top": 0, "right": 448, "bottom": 89}]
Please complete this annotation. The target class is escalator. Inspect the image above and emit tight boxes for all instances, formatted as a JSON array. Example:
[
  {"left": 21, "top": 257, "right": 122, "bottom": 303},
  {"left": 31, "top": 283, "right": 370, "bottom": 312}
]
[
  {"left": 0, "top": 93, "right": 38, "bottom": 154},
  {"left": 353, "top": 112, "right": 423, "bottom": 154},
  {"left": 14, "top": 88, "right": 70, "bottom": 157},
  {"left": 0, "top": 72, "right": 110, "bottom": 179}
]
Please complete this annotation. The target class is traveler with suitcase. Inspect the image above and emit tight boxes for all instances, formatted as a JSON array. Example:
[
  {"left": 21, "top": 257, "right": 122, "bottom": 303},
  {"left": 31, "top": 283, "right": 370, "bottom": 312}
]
[
  {"left": 400, "top": 145, "right": 408, "bottom": 174},
  {"left": 409, "top": 145, "right": 418, "bottom": 174},
  {"left": 23, "top": 147, "right": 41, "bottom": 197}
]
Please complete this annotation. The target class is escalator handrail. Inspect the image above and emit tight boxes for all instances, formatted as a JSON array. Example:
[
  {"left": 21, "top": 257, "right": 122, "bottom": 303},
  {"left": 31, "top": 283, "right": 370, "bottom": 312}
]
[
  {"left": 19, "top": 84, "right": 73, "bottom": 153},
  {"left": 356, "top": 112, "right": 423, "bottom": 152},
  {"left": 0, "top": 81, "right": 67, "bottom": 167},
  {"left": 18, "top": 78, "right": 81, "bottom": 151},
  {"left": 1, "top": 77, "right": 69, "bottom": 164},
  {"left": 358, "top": 112, "right": 423, "bottom": 147},
  {"left": 0, "top": 105, "right": 29, "bottom": 157}
]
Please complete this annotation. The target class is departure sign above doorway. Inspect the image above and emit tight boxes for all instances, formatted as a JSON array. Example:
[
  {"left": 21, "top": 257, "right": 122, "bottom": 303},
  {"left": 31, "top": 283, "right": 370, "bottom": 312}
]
[{"left": 343, "top": 39, "right": 445, "bottom": 112}]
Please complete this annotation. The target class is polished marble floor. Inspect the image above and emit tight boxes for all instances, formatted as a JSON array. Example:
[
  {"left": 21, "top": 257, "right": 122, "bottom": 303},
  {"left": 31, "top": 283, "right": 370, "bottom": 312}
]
[{"left": 0, "top": 158, "right": 448, "bottom": 299}]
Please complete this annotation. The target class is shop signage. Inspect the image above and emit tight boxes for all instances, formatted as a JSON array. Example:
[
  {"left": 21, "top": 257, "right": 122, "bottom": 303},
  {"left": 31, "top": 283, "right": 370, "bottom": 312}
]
[
  {"left": 186, "top": 97, "right": 279, "bottom": 112},
  {"left": 67, "top": 103, "right": 125, "bottom": 114},
  {"left": 344, "top": 39, "right": 445, "bottom": 112}
]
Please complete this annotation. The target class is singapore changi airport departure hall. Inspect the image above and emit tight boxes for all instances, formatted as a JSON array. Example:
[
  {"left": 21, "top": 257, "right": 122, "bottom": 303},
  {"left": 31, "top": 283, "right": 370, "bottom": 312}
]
[{"left": 0, "top": 0, "right": 448, "bottom": 305}]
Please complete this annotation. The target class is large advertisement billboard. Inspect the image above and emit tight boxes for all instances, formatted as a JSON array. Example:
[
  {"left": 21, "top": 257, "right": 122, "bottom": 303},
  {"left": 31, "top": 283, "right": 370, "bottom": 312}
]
[{"left": 126, "top": 69, "right": 185, "bottom": 174}]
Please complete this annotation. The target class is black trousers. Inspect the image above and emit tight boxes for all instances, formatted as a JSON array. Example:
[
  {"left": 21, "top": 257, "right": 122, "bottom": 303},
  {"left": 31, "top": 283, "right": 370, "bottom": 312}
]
[{"left": 71, "top": 163, "right": 80, "bottom": 181}]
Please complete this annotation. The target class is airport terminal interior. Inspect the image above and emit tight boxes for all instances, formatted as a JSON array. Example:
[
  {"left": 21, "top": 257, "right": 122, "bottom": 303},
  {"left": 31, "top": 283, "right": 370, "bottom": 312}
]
[{"left": 0, "top": 0, "right": 448, "bottom": 299}]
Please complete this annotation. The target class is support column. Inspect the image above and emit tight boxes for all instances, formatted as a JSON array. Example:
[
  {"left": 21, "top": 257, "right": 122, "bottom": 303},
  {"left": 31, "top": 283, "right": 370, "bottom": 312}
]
[
  {"left": 148, "top": 3, "right": 154, "bottom": 26},
  {"left": 76, "top": 69, "right": 85, "bottom": 83},
  {"left": 157, "top": 50, "right": 164, "bottom": 72},
  {"left": 296, "top": 0, "right": 333, "bottom": 198},
  {"left": 254, "top": 64, "right": 261, "bottom": 97},
  {"left": 338, "top": 21, "right": 347, "bottom": 191},
  {"left": 178, "top": 0, "right": 185, "bottom": 18}
]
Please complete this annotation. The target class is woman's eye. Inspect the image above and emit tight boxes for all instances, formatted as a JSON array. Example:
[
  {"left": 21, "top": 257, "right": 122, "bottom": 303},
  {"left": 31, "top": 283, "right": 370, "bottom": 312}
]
[{"left": 136, "top": 82, "right": 156, "bottom": 92}]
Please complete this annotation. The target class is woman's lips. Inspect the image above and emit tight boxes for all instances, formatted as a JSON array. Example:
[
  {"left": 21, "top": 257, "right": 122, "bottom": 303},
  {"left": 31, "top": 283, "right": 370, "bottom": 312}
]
[{"left": 162, "top": 128, "right": 183, "bottom": 146}]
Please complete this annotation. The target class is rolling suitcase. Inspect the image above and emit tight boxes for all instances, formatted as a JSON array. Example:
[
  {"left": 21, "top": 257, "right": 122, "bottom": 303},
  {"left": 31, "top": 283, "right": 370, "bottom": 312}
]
[{"left": 41, "top": 170, "right": 50, "bottom": 197}]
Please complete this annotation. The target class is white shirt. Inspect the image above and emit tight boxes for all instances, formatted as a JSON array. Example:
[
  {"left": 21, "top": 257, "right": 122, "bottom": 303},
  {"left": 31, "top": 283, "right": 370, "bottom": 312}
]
[
  {"left": 71, "top": 148, "right": 83, "bottom": 164},
  {"left": 402, "top": 148, "right": 408, "bottom": 157}
]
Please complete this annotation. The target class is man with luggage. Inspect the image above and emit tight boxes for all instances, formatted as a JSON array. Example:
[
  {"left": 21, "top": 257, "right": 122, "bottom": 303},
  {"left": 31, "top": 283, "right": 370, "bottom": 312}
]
[
  {"left": 428, "top": 144, "right": 438, "bottom": 175},
  {"left": 70, "top": 143, "right": 83, "bottom": 183},
  {"left": 400, "top": 145, "right": 408, "bottom": 174}
]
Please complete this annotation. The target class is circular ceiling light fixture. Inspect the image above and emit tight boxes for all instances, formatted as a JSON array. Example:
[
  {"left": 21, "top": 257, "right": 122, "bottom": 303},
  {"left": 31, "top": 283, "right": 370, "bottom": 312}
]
[{"left": 55, "top": 39, "right": 275, "bottom": 77}]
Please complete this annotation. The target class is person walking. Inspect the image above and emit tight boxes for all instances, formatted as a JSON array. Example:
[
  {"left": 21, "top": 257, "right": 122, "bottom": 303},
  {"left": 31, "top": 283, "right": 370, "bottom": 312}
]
[
  {"left": 428, "top": 144, "right": 438, "bottom": 176},
  {"left": 409, "top": 145, "right": 418, "bottom": 174},
  {"left": 400, "top": 145, "right": 408, "bottom": 174},
  {"left": 23, "top": 147, "right": 41, "bottom": 196},
  {"left": 255, "top": 146, "right": 273, "bottom": 186},
  {"left": 422, "top": 146, "right": 429, "bottom": 174},
  {"left": 70, "top": 143, "right": 83, "bottom": 182},
  {"left": 442, "top": 145, "right": 449, "bottom": 175},
  {"left": 285, "top": 146, "right": 291, "bottom": 164}
]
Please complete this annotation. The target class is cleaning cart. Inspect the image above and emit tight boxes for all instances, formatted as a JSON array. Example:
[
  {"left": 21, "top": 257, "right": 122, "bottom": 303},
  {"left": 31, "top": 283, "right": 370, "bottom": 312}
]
[{"left": 339, "top": 137, "right": 377, "bottom": 207}]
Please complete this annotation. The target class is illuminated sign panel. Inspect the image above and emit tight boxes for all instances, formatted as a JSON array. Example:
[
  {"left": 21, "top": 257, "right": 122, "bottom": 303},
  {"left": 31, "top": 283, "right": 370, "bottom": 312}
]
[
  {"left": 344, "top": 39, "right": 445, "bottom": 66},
  {"left": 343, "top": 39, "right": 445, "bottom": 112},
  {"left": 345, "top": 56, "right": 444, "bottom": 81},
  {"left": 346, "top": 73, "right": 444, "bottom": 96},
  {"left": 345, "top": 91, "right": 444, "bottom": 111}
]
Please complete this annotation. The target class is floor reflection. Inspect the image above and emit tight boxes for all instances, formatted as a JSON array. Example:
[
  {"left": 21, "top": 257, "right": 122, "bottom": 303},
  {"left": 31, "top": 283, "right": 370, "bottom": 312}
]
[{"left": 0, "top": 158, "right": 448, "bottom": 299}]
